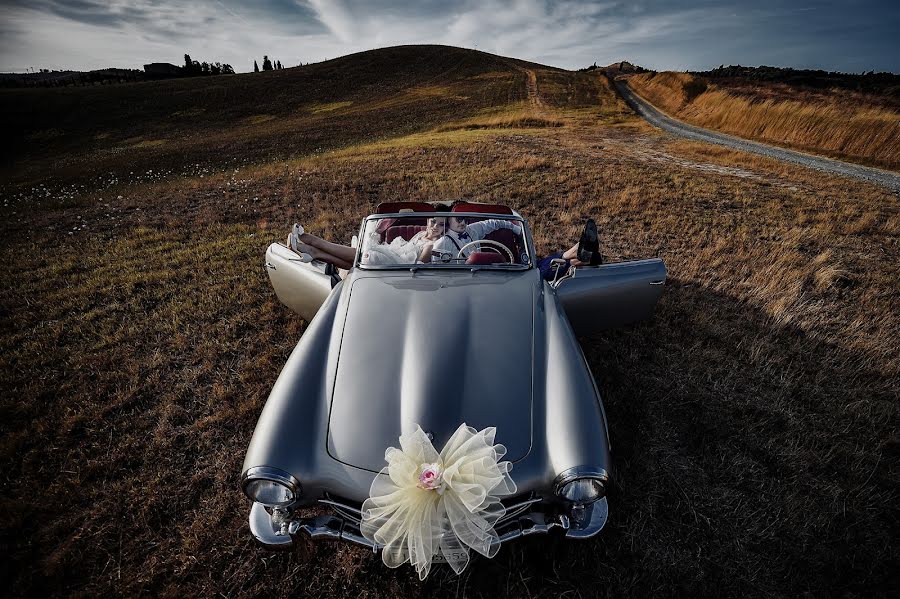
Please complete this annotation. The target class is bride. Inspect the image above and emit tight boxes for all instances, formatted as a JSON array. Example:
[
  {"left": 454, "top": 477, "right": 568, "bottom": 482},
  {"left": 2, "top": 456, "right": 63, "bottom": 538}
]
[{"left": 287, "top": 217, "right": 447, "bottom": 269}]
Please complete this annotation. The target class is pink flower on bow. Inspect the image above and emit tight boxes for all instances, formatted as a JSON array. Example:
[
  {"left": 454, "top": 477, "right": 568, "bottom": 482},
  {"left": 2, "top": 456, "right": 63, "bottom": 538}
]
[{"left": 417, "top": 462, "right": 445, "bottom": 493}]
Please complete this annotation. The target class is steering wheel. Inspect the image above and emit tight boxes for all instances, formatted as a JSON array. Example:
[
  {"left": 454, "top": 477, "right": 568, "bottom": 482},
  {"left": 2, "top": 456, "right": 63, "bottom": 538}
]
[{"left": 457, "top": 239, "right": 515, "bottom": 263}]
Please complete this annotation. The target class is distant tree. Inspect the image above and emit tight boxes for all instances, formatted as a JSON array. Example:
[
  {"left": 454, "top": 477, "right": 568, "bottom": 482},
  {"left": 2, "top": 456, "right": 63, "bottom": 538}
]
[
  {"left": 254, "top": 60, "right": 260, "bottom": 73},
  {"left": 210, "top": 62, "right": 221, "bottom": 75},
  {"left": 277, "top": 60, "right": 283, "bottom": 70},
  {"left": 222, "top": 63, "right": 235, "bottom": 75},
  {"left": 200, "top": 61, "right": 210, "bottom": 74},
  {"left": 184, "top": 54, "right": 193, "bottom": 71},
  {"left": 262, "top": 55, "right": 273, "bottom": 71}
]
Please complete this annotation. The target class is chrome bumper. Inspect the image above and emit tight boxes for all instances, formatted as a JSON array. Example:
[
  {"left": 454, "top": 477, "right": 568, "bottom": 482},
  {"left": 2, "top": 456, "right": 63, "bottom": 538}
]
[
  {"left": 249, "top": 502, "right": 376, "bottom": 549},
  {"left": 248, "top": 497, "right": 608, "bottom": 550}
]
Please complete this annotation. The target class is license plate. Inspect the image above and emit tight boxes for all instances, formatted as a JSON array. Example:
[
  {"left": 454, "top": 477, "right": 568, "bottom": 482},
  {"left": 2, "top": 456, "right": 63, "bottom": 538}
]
[{"left": 432, "top": 550, "right": 468, "bottom": 563}]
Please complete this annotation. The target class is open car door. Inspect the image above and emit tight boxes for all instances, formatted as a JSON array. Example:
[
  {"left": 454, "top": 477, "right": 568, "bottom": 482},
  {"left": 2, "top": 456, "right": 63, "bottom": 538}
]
[
  {"left": 553, "top": 258, "right": 666, "bottom": 335},
  {"left": 265, "top": 243, "right": 339, "bottom": 321}
]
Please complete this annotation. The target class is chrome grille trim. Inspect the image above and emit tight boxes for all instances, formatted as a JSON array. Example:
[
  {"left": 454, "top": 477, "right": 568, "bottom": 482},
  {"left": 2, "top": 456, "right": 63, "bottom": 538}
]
[{"left": 251, "top": 496, "right": 608, "bottom": 550}]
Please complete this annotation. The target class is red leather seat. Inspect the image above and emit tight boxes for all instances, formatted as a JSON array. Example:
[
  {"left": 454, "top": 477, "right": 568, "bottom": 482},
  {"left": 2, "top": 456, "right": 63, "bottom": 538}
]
[
  {"left": 385, "top": 225, "right": 426, "bottom": 243},
  {"left": 484, "top": 229, "right": 520, "bottom": 260},
  {"left": 466, "top": 251, "right": 509, "bottom": 265}
]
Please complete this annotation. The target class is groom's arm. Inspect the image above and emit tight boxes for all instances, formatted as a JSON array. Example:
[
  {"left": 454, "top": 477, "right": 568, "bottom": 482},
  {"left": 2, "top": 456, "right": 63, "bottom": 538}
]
[{"left": 466, "top": 219, "right": 522, "bottom": 239}]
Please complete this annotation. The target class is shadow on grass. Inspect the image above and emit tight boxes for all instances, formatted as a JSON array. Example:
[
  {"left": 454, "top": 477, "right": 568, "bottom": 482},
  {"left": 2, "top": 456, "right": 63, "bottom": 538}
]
[{"left": 409, "top": 279, "right": 896, "bottom": 598}]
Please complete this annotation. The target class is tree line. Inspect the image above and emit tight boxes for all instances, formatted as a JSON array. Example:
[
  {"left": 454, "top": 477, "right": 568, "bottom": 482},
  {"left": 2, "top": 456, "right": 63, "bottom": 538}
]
[
  {"left": 183, "top": 54, "right": 235, "bottom": 76},
  {"left": 697, "top": 64, "right": 900, "bottom": 94},
  {"left": 254, "top": 55, "right": 290, "bottom": 72}
]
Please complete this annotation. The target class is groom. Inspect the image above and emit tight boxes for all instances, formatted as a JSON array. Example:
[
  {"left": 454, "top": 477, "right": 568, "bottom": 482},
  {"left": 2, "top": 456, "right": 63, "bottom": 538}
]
[{"left": 430, "top": 216, "right": 522, "bottom": 262}]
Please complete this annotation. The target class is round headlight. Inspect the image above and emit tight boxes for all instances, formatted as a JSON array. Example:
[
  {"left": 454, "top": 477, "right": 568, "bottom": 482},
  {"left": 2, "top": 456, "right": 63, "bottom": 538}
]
[
  {"left": 558, "top": 478, "right": 605, "bottom": 504},
  {"left": 554, "top": 467, "right": 609, "bottom": 506},
  {"left": 244, "top": 479, "right": 295, "bottom": 506},
  {"left": 241, "top": 467, "right": 300, "bottom": 507}
]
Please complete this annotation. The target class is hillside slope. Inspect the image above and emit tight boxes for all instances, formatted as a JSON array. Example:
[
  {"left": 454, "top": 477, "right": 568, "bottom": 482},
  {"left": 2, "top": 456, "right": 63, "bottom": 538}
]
[
  {"left": 1, "top": 46, "right": 571, "bottom": 185},
  {"left": 627, "top": 71, "right": 900, "bottom": 170}
]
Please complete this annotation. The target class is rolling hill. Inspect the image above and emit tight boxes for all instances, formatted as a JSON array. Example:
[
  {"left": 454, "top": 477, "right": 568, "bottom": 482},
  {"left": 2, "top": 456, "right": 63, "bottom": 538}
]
[{"left": 1, "top": 46, "right": 572, "bottom": 186}]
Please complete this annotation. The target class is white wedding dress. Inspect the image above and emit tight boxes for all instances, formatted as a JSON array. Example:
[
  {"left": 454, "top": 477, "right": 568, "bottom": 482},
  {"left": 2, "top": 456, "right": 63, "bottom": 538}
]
[{"left": 362, "top": 231, "right": 430, "bottom": 265}]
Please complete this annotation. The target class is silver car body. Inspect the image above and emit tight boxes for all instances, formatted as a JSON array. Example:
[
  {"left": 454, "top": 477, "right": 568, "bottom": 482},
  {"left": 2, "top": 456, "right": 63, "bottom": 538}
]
[{"left": 244, "top": 208, "right": 666, "bottom": 550}]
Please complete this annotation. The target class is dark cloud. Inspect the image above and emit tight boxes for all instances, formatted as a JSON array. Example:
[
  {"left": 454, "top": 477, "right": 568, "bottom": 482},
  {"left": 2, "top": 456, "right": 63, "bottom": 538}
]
[
  {"left": 0, "top": 0, "right": 897, "bottom": 73},
  {"left": 1, "top": 0, "right": 325, "bottom": 37}
]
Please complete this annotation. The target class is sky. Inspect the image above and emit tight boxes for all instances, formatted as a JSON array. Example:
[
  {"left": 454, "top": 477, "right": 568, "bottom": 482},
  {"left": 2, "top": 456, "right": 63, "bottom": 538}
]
[{"left": 0, "top": 0, "right": 898, "bottom": 74}]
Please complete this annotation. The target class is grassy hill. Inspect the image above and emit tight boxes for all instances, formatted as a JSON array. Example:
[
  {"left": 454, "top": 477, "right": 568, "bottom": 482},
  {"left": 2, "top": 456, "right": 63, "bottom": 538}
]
[
  {"left": 1, "top": 45, "right": 897, "bottom": 598},
  {"left": 626, "top": 71, "right": 900, "bottom": 170},
  {"left": 1, "top": 46, "right": 574, "bottom": 187}
]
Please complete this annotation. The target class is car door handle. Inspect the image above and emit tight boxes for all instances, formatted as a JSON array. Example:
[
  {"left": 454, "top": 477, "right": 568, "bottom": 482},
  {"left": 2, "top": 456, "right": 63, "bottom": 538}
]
[
  {"left": 265, "top": 262, "right": 277, "bottom": 270},
  {"left": 649, "top": 280, "right": 665, "bottom": 285}
]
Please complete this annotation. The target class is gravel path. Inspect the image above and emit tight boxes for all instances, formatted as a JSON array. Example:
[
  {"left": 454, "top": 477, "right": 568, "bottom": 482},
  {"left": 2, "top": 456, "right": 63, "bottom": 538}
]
[{"left": 614, "top": 79, "right": 900, "bottom": 193}]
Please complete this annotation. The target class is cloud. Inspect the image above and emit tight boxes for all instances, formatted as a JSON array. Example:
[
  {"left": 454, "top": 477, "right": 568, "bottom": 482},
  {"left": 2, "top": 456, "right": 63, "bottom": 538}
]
[
  {"left": 307, "top": 0, "right": 359, "bottom": 43},
  {"left": 0, "top": 0, "right": 897, "bottom": 73}
]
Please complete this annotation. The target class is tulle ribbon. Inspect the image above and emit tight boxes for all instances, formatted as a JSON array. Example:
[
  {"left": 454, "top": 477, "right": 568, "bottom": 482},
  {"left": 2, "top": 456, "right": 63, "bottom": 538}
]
[{"left": 360, "top": 423, "right": 517, "bottom": 579}]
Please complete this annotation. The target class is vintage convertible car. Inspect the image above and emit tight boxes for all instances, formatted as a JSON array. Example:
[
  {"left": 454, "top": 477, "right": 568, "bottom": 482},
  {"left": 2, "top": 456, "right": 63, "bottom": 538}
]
[{"left": 241, "top": 201, "right": 666, "bottom": 551}]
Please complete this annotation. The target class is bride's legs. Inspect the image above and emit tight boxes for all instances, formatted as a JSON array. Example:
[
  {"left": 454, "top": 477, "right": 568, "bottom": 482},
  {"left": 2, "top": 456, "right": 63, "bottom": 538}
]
[
  {"left": 299, "top": 233, "right": 357, "bottom": 264},
  {"left": 285, "top": 232, "right": 354, "bottom": 269},
  {"left": 297, "top": 240, "right": 353, "bottom": 270}
]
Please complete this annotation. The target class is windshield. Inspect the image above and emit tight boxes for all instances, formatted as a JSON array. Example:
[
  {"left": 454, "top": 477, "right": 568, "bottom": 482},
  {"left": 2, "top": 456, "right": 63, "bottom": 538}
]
[{"left": 357, "top": 213, "right": 531, "bottom": 269}]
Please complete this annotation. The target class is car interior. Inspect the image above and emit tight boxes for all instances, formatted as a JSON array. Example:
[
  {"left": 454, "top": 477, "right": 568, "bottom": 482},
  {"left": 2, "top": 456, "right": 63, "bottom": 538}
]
[{"left": 372, "top": 201, "right": 526, "bottom": 265}]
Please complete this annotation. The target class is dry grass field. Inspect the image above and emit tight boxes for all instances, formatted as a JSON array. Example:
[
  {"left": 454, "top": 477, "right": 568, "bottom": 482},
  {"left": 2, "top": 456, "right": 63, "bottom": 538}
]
[
  {"left": 627, "top": 71, "right": 900, "bottom": 171},
  {"left": 1, "top": 45, "right": 897, "bottom": 598}
]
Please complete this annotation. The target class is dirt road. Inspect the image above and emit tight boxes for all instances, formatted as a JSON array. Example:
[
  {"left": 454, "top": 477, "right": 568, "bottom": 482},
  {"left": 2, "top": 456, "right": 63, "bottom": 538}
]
[
  {"left": 523, "top": 68, "right": 545, "bottom": 109},
  {"left": 614, "top": 79, "right": 900, "bottom": 193}
]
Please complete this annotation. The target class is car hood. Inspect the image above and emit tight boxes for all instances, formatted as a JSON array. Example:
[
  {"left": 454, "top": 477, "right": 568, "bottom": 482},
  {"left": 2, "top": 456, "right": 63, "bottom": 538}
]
[{"left": 327, "top": 271, "right": 535, "bottom": 472}]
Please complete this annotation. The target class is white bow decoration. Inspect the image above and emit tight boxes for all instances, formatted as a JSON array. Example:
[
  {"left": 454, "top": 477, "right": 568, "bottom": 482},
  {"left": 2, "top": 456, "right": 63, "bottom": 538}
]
[{"left": 360, "top": 423, "right": 517, "bottom": 579}]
